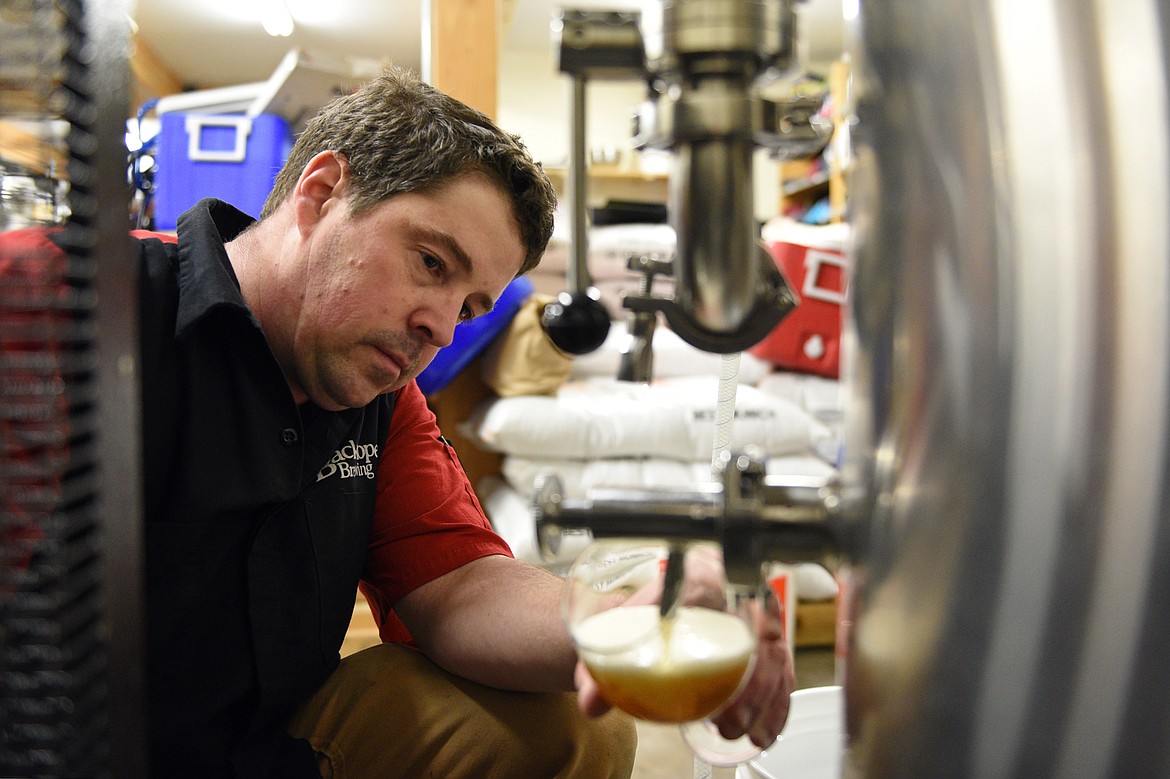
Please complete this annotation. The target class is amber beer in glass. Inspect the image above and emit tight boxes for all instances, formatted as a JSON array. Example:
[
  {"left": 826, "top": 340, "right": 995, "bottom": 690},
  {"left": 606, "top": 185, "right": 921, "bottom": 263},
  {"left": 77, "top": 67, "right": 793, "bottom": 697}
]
[{"left": 574, "top": 603, "right": 754, "bottom": 723}]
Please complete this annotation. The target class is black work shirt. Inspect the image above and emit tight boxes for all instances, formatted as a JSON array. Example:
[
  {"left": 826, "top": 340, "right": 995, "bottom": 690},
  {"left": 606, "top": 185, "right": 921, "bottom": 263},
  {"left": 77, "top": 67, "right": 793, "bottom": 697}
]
[{"left": 134, "top": 200, "right": 395, "bottom": 778}]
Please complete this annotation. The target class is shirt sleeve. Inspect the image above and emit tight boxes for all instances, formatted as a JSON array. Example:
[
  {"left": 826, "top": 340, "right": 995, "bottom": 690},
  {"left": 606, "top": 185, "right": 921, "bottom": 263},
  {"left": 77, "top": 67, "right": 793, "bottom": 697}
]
[{"left": 359, "top": 380, "right": 513, "bottom": 644}]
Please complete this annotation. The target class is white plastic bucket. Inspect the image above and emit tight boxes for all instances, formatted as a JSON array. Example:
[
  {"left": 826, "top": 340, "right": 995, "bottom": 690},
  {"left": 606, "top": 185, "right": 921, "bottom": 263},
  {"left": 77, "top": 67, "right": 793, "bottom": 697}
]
[{"left": 737, "top": 685, "right": 843, "bottom": 779}]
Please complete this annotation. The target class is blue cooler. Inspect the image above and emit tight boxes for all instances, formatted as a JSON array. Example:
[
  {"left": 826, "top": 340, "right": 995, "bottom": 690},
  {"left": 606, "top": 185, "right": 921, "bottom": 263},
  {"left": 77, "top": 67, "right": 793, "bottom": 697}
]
[{"left": 154, "top": 113, "right": 292, "bottom": 230}]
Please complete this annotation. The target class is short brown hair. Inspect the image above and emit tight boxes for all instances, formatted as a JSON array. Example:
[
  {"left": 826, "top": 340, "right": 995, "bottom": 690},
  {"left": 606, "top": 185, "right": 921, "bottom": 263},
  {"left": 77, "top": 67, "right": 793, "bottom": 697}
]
[{"left": 263, "top": 67, "right": 557, "bottom": 275}]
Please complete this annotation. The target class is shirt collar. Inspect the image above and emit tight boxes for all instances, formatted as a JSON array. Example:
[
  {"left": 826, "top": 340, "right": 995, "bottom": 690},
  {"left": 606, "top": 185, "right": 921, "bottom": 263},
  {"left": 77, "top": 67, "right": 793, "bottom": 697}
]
[{"left": 173, "top": 198, "right": 259, "bottom": 337}]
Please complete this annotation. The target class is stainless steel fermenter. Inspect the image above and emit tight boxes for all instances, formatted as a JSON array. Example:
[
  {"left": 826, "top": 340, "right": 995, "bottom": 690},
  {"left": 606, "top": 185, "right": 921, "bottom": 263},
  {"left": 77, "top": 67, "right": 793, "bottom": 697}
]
[{"left": 838, "top": 1, "right": 1170, "bottom": 776}]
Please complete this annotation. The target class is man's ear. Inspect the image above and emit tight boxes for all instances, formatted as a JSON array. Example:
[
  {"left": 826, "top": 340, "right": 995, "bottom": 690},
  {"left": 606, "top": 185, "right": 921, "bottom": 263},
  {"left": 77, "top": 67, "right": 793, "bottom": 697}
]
[{"left": 292, "top": 150, "right": 348, "bottom": 231}]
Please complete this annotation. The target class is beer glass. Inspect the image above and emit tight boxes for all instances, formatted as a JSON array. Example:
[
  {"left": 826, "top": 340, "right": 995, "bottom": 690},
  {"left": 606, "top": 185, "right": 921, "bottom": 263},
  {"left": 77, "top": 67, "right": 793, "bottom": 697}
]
[{"left": 563, "top": 539, "right": 764, "bottom": 765}]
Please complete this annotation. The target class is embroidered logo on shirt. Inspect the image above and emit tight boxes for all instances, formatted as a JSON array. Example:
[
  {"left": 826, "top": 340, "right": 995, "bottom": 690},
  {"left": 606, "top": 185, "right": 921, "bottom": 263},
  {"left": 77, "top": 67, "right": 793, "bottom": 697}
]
[{"left": 316, "top": 439, "right": 379, "bottom": 482}]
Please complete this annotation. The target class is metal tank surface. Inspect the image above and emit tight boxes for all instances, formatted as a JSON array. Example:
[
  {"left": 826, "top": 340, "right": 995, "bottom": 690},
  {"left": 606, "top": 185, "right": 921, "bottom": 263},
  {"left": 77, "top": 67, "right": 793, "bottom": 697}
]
[{"left": 839, "top": 1, "right": 1170, "bottom": 777}]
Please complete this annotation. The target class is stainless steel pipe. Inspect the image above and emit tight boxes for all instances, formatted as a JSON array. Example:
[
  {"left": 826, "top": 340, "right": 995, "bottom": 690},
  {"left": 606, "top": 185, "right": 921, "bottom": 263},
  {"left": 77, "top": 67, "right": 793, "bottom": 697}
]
[{"left": 628, "top": 0, "right": 800, "bottom": 353}]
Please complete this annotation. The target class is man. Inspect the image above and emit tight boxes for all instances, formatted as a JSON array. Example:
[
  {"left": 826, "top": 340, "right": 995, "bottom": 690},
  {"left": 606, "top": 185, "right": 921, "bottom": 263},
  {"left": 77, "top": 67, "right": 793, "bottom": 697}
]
[{"left": 132, "top": 67, "right": 792, "bottom": 776}]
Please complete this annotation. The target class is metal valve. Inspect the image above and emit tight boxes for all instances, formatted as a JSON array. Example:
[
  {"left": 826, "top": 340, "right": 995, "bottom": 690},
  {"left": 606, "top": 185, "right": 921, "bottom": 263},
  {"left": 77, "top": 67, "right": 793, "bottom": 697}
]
[{"left": 533, "top": 448, "right": 839, "bottom": 587}]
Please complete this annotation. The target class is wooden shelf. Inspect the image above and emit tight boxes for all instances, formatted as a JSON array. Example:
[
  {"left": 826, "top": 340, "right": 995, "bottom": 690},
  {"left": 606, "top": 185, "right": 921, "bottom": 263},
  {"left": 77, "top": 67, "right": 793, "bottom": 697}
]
[
  {"left": 543, "top": 164, "right": 667, "bottom": 182},
  {"left": 543, "top": 164, "right": 669, "bottom": 208},
  {"left": 543, "top": 165, "right": 669, "bottom": 191}
]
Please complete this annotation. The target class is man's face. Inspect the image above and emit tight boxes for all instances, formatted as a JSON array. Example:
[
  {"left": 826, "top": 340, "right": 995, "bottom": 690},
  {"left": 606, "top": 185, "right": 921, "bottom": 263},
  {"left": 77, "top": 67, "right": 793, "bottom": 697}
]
[{"left": 289, "top": 175, "right": 523, "bottom": 410}]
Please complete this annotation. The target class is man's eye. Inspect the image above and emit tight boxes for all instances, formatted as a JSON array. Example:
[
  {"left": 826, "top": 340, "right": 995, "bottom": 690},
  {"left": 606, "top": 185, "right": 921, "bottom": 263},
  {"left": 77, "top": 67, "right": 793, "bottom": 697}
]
[
  {"left": 459, "top": 304, "right": 474, "bottom": 323},
  {"left": 422, "top": 253, "right": 442, "bottom": 272}
]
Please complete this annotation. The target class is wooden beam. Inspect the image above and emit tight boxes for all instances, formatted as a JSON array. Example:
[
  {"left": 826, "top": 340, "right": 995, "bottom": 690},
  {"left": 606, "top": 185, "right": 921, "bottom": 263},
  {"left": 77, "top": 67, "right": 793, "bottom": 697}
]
[
  {"left": 425, "top": 0, "right": 499, "bottom": 119},
  {"left": 129, "top": 36, "right": 185, "bottom": 110}
]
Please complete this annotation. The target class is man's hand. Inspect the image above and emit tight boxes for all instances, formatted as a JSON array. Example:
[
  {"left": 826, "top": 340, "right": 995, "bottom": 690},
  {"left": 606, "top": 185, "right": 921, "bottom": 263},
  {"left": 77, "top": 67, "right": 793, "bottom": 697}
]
[{"left": 708, "top": 596, "right": 795, "bottom": 748}]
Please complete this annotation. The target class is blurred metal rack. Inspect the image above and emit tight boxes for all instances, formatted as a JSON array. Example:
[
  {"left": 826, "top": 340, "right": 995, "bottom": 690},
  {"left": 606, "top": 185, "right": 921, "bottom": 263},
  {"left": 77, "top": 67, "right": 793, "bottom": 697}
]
[{"left": 2, "top": 1, "right": 145, "bottom": 776}]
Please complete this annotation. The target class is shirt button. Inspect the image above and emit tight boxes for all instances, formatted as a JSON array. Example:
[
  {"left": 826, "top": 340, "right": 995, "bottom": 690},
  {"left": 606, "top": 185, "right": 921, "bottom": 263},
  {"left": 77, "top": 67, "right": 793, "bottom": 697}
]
[{"left": 280, "top": 428, "right": 299, "bottom": 445}]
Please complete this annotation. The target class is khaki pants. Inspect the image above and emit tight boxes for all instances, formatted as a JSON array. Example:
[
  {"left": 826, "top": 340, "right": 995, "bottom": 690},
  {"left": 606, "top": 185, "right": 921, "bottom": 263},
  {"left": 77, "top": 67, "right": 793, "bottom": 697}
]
[{"left": 287, "top": 643, "right": 637, "bottom": 779}]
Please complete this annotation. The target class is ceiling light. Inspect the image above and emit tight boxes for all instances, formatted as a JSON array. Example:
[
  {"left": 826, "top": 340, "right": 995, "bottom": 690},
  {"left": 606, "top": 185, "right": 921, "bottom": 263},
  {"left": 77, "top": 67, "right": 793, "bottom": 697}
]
[{"left": 260, "top": 0, "right": 295, "bottom": 37}]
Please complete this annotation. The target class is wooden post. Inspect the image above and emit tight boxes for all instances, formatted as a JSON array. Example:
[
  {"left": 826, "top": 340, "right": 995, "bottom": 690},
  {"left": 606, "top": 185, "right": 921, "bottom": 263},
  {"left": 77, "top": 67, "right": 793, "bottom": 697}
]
[
  {"left": 424, "top": 0, "right": 499, "bottom": 119},
  {"left": 130, "top": 37, "right": 184, "bottom": 108}
]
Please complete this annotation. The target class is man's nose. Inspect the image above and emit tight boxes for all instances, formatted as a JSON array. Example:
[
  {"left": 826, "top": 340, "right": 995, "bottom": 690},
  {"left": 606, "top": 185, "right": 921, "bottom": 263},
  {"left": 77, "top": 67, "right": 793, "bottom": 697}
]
[{"left": 412, "top": 297, "right": 461, "bottom": 349}]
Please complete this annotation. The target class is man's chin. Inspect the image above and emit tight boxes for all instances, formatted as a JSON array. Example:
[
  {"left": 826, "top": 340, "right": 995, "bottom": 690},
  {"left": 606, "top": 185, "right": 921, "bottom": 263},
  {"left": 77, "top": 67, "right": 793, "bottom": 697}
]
[
  {"left": 312, "top": 384, "right": 392, "bottom": 411},
  {"left": 355, "top": 378, "right": 412, "bottom": 406},
  {"left": 309, "top": 366, "right": 414, "bottom": 409}
]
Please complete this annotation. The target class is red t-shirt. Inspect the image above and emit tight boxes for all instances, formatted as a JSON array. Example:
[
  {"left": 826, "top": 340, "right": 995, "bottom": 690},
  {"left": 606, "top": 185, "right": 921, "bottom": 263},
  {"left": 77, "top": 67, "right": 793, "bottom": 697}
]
[{"left": 360, "top": 380, "right": 513, "bottom": 644}]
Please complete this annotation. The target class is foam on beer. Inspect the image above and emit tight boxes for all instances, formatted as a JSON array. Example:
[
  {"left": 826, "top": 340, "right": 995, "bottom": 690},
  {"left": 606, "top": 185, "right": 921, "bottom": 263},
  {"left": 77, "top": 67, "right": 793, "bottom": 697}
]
[{"left": 575, "top": 604, "right": 754, "bottom": 723}]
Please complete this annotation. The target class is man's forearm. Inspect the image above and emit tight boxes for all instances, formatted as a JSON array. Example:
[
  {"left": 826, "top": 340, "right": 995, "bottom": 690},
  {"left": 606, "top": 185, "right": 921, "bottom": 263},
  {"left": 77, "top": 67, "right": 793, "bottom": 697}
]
[{"left": 396, "top": 554, "right": 579, "bottom": 692}]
